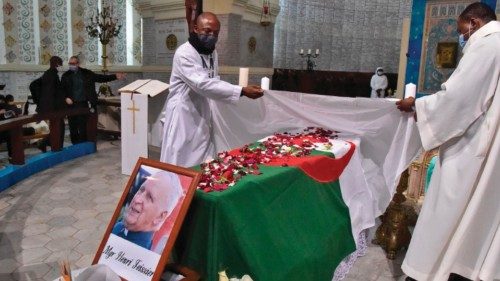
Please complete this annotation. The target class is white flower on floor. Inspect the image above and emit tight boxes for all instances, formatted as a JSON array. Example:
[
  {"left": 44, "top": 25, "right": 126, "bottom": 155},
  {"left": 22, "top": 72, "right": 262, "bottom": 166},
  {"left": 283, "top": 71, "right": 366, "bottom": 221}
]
[{"left": 218, "top": 270, "right": 253, "bottom": 281}]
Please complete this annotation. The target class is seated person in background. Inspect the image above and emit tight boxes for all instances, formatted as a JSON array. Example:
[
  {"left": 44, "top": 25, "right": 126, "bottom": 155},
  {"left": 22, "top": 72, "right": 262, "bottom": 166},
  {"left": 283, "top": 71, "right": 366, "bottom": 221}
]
[
  {"left": 0, "top": 95, "right": 6, "bottom": 109},
  {"left": 370, "top": 67, "right": 388, "bottom": 98},
  {"left": 0, "top": 95, "right": 23, "bottom": 159},
  {"left": 3, "top": 95, "right": 22, "bottom": 118}
]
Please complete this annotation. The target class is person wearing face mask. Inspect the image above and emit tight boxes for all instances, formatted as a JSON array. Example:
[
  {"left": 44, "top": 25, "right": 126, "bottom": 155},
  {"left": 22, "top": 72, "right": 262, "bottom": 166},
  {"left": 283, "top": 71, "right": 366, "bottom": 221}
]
[
  {"left": 396, "top": 3, "right": 500, "bottom": 281},
  {"left": 370, "top": 67, "right": 388, "bottom": 98},
  {"left": 36, "top": 56, "right": 65, "bottom": 152},
  {"left": 61, "top": 56, "right": 126, "bottom": 144},
  {"left": 160, "top": 12, "right": 264, "bottom": 167}
]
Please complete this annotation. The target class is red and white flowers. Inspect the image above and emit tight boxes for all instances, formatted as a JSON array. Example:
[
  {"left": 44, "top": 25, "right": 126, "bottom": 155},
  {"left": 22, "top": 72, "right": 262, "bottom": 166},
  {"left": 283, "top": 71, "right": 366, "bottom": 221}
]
[{"left": 197, "top": 127, "right": 338, "bottom": 192}]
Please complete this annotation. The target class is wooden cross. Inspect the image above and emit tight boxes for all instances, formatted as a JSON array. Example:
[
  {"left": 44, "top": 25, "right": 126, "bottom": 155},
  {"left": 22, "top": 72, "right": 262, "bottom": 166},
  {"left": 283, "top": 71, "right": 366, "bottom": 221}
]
[{"left": 127, "top": 99, "right": 140, "bottom": 134}]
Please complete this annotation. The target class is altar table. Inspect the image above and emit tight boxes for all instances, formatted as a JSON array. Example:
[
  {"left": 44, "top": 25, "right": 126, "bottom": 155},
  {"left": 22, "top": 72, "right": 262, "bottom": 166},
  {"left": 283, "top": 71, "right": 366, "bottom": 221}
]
[{"left": 173, "top": 139, "right": 359, "bottom": 281}]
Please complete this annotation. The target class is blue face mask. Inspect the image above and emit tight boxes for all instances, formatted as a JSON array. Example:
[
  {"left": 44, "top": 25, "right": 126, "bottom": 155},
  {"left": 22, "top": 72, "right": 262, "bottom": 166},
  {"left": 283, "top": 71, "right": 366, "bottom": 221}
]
[
  {"left": 458, "top": 34, "right": 467, "bottom": 48},
  {"left": 458, "top": 21, "right": 472, "bottom": 48}
]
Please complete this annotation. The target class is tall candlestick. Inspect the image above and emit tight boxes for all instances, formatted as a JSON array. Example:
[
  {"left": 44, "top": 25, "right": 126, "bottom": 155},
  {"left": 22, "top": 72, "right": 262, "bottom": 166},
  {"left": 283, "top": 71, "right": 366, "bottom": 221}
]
[
  {"left": 239, "top": 68, "right": 249, "bottom": 87},
  {"left": 261, "top": 77, "right": 270, "bottom": 90}
]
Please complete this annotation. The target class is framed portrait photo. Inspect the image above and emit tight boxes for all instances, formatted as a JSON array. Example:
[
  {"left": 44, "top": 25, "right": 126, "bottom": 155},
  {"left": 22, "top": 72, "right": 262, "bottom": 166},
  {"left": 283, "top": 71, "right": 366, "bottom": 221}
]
[
  {"left": 436, "top": 42, "right": 458, "bottom": 69},
  {"left": 93, "top": 157, "right": 201, "bottom": 281}
]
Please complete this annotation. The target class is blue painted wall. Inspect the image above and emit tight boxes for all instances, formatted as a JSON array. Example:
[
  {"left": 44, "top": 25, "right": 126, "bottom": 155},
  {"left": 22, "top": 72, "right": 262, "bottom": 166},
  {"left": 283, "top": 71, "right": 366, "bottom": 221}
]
[
  {"left": 482, "top": 0, "right": 497, "bottom": 10},
  {"left": 405, "top": 1, "right": 426, "bottom": 88}
]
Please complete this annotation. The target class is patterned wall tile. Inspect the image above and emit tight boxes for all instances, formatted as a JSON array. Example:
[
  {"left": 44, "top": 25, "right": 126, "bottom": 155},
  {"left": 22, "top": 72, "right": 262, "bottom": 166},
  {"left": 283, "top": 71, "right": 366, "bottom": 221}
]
[
  {"left": 82, "top": 0, "right": 99, "bottom": 64},
  {"left": 419, "top": 0, "right": 475, "bottom": 92},
  {"left": 104, "top": 0, "right": 127, "bottom": 65},
  {"left": 0, "top": 0, "right": 35, "bottom": 64},
  {"left": 16, "top": 0, "right": 36, "bottom": 64},
  {"left": 38, "top": 0, "right": 69, "bottom": 63}
]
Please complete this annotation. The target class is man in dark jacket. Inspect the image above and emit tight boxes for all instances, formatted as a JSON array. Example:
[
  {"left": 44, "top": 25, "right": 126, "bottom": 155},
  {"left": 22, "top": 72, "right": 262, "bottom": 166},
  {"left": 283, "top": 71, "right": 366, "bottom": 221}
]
[
  {"left": 61, "top": 56, "right": 125, "bottom": 144},
  {"left": 38, "top": 56, "right": 65, "bottom": 152}
]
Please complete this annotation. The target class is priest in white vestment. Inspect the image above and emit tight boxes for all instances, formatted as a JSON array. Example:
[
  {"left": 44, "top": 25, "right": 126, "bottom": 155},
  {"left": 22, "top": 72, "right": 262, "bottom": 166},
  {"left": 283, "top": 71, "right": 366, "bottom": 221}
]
[
  {"left": 397, "top": 3, "right": 500, "bottom": 281},
  {"left": 160, "top": 12, "right": 264, "bottom": 167}
]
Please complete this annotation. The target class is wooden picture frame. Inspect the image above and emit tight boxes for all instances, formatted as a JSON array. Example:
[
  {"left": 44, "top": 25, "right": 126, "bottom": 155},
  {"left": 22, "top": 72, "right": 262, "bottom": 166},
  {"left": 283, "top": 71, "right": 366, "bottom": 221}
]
[
  {"left": 93, "top": 157, "right": 201, "bottom": 281},
  {"left": 436, "top": 42, "right": 458, "bottom": 69}
]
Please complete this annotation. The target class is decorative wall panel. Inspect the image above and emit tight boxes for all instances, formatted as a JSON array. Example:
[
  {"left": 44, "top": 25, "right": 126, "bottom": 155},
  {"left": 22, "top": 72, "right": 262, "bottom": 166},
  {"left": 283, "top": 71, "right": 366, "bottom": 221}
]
[
  {"left": 38, "top": 0, "right": 69, "bottom": 63},
  {"left": 419, "top": 1, "right": 474, "bottom": 93}
]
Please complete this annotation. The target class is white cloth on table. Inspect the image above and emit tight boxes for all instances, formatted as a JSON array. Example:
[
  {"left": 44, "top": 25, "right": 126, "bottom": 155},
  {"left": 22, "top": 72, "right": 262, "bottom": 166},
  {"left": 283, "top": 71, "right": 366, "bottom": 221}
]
[
  {"left": 209, "top": 90, "right": 421, "bottom": 247},
  {"left": 160, "top": 42, "right": 242, "bottom": 167},
  {"left": 402, "top": 20, "right": 500, "bottom": 281}
]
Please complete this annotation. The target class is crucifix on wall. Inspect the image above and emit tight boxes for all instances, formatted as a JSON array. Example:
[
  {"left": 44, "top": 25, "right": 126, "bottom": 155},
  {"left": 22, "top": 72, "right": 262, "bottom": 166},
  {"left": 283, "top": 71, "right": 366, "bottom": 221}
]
[{"left": 127, "top": 98, "right": 140, "bottom": 134}]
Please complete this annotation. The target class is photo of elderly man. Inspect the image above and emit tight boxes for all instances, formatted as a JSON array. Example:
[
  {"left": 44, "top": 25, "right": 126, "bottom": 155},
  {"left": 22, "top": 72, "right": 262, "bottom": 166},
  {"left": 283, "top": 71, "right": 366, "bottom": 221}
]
[{"left": 112, "top": 171, "right": 184, "bottom": 251}]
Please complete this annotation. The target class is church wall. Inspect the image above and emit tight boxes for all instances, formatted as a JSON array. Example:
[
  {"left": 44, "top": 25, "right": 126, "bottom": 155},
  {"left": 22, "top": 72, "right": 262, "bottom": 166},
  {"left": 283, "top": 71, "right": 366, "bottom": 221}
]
[
  {"left": 239, "top": 19, "right": 274, "bottom": 68},
  {"left": 215, "top": 14, "right": 274, "bottom": 68},
  {"left": 0, "top": 69, "right": 146, "bottom": 102},
  {"left": 419, "top": 1, "right": 474, "bottom": 93},
  {"left": 142, "top": 14, "right": 274, "bottom": 68},
  {"left": 0, "top": 71, "right": 42, "bottom": 102},
  {"left": 140, "top": 11, "right": 274, "bottom": 87},
  {"left": 143, "top": 17, "right": 159, "bottom": 66},
  {"left": 405, "top": 0, "right": 494, "bottom": 93},
  {"left": 273, "top": 0, "right": 412, "bottom": 73}
]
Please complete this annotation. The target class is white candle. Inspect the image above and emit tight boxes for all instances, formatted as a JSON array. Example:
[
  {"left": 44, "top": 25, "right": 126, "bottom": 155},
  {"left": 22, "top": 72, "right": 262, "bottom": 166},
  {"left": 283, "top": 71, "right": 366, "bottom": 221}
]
[
  {"left": 239, "top": 68, "right": 249, "bottom": 87},
  {"left": 300, "top": 49, "right": 304, "bottom": 54},
  {"left": 261, "top": 77, "right": 270, "bottom": 90},
  {"left": 405, "top": 83, "right": 416, "bottom": 99},
  {"left": 307, "top": 49, "right": 311, "bottom": 55},
  {"left": 315, "top": 49, "right": 320, "bottom": 55}
]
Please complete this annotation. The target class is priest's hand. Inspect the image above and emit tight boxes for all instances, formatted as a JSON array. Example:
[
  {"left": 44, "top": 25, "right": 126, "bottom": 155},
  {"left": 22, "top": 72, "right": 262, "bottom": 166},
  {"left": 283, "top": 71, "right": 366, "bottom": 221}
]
[
  {"left": 65, "top": 98, "right": 73, "bottom": 105},
  {"left": 115, "top": 72, "right": 126, "bottom": 80},
  {"left": 241, "top": 85, "right": 264, "bottom": 99},
  {"left": 396, "top": 97, "right": 415, "bottom": 112}
]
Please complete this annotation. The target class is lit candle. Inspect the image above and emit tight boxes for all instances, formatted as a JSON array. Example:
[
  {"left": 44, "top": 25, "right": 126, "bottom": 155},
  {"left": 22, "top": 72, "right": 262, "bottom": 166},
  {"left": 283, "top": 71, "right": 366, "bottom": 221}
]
[
  {"left": 315, "top": 49, "right": 320, "bottom": 55},
  {"left": 239, "top": 68, "right": 249, "bottom": 87},
  {"left": 300, "top": 49, "right": 304, "bottom": 55},
  {"left": 307, "top": 49, "right": 311, "bottom": 55},
  {"left": 261, "top": 77, "right": 270, "bottom": 90},
  {"left": 405, "top": 83, "right": 416, "bottom": 99}
]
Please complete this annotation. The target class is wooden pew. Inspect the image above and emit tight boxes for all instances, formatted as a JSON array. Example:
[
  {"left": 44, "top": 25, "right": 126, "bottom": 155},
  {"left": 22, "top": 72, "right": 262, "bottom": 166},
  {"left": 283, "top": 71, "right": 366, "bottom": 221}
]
[{"left": 0, "top": 108, "right": 97, "bottom": 165}]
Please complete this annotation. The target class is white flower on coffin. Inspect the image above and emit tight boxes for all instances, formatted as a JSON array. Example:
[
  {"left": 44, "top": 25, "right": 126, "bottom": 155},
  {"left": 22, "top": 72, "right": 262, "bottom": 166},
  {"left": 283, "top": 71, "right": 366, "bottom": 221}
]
[
  {"left": 219, "top": 271, "right": 229, "bottom": 281},
  {"left": 219, "top": 271, "right": 253, "bottom": 281}
]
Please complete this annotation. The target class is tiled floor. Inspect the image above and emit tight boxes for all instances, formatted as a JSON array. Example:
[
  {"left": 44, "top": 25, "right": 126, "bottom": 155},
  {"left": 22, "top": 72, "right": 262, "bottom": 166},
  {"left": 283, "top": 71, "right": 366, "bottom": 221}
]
[{"left": 0, "top": 140, "right": 408, "bottom": 281}]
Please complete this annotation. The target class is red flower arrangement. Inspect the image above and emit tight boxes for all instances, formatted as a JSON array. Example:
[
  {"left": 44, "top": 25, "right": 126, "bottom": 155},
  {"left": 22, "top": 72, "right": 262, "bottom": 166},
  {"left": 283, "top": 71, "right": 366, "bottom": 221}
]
[{"left": 197, "top": 127, "right": 338, "bottom": 192}]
